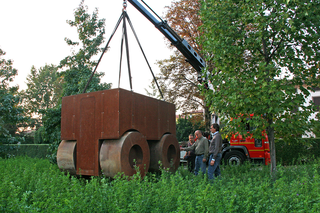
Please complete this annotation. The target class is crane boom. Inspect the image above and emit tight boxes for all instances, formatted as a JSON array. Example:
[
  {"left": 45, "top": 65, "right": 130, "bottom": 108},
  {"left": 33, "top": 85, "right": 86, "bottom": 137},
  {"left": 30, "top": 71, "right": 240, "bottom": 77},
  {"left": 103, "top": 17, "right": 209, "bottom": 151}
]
[{"left": 127, "top": 0, "right": 206, "bottom": 77}]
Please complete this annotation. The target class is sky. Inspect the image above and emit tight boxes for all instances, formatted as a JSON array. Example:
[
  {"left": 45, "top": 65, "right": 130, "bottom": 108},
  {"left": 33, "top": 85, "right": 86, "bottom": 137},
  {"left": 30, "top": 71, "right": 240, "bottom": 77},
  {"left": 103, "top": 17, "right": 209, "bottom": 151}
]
[{"left": 0, "top": 0, "right": 174, "bottom": 95}]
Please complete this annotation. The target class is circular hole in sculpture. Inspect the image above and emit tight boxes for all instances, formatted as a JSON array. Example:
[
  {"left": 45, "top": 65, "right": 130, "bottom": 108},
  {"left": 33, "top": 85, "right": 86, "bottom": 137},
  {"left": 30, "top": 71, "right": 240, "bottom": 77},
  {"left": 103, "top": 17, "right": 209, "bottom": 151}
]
[
  {"left": 129, "top": 145, "right": 143, "bottom": 168},
  {"left": 167, "top": 144, "right": 176, "bottom": 164}
]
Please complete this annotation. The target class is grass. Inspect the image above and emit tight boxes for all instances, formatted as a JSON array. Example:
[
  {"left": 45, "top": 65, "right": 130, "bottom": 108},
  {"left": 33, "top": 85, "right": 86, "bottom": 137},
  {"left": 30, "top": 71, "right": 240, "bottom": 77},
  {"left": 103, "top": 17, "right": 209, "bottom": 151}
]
[{"left": 1, "top": 156, "right": 320, "bottom": 212}]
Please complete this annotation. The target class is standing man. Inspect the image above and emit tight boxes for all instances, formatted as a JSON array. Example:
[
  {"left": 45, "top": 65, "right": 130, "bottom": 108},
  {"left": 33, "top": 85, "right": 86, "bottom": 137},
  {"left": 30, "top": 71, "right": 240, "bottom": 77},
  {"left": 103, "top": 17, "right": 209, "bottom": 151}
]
[
  {"left": 181, "top": 130, "right": 208, "bottom": 175},
  {"left": 208, "top": 123, "right": 223, "bottom": 180},
  {"left": 183, "top": 134, "right": 196, "bottom": 173}
]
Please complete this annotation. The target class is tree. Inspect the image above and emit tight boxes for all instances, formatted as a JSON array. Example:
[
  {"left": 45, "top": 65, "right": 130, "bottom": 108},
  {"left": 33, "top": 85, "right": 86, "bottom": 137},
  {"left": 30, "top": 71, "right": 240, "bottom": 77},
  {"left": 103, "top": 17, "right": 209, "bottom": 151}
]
[
  {"left": 200, "top": 0, "right": 320, "bottom": 177},
  {"left": 43, "top": 1, "right": 111, "bottom": 162},
  {"left": 150, "top": 0, "right": 213, "bottom": 131},
  {"left": 59, "top": 0, "right": 111, "bottom": 96},
  {"left": 0, "top": 48, "right": 26, "bottom": 144},
  {"left": 176, "top": 114, "right": 206, "bottom": 141},
  {"left": 22, "top": 64, "right": 63, "bottom": 127}
]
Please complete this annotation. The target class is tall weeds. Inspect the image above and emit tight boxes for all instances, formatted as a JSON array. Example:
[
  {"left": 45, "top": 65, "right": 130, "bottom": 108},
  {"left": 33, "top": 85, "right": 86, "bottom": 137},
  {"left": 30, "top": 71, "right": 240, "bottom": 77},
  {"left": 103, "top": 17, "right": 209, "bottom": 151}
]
[{"left": 1, "top": 157, "right": 319, "bottom": 212}]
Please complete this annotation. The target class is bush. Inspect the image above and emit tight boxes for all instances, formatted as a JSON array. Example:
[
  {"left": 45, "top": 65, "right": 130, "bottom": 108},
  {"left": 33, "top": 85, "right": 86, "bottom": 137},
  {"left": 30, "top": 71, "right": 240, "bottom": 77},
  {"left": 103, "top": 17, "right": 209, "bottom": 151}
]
[
  {"left": 176, "top": 116, "right": 205, "bottom": 141},
  {"left": 0, "top": 144, "right": 49, "bottom": 159},
  {"left": 276, "top": 138, "right": 320, "bottom": 165},
  {"left": 311, "top": 114, "right": 320, "bottom": 138},
  {"left": 34, "top": 127, "right": 45, "bottom": 144},
  {"left": 1, "top": 157, "right": 320, "bottom": 212}
]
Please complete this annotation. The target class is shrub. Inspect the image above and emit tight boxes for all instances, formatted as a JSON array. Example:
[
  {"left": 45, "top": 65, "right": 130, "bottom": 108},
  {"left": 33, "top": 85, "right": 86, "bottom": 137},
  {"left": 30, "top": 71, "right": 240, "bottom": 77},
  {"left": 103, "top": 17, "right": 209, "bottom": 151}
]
[
  {"left": 0, "top": 144, "right": 49, "bottom": 159},
  {"left": 1, "top": 157, "right": 320, "bottom": 212},
  {"left": 276, "top": 138, "right": 320, "bottom": 165}
]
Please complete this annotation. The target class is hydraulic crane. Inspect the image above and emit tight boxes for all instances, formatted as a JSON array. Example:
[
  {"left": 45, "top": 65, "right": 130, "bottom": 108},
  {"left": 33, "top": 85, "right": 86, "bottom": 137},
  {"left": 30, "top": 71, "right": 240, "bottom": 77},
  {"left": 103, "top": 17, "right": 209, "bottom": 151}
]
[{"left": 127, "top": 0, "right": 206, "bottom": 81}]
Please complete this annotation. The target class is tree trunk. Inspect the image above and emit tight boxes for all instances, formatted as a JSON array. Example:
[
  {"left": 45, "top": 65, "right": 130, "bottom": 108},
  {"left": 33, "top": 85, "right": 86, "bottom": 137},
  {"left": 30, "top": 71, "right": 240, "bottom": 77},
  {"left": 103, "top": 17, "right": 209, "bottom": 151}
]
[
  {"left": 267, "top": 121, "right": 277, "bottom": 181},
  {"left": 204, "top": 105, "right": 211, "bottom": 132}
]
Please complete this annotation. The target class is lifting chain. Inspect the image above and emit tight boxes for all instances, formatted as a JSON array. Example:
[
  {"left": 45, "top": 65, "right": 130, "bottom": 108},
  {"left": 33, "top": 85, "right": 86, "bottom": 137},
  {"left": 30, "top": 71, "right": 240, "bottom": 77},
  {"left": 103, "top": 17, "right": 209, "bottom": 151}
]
[{"left": 123, "top": 0, "right": 127, "bottom": 11}]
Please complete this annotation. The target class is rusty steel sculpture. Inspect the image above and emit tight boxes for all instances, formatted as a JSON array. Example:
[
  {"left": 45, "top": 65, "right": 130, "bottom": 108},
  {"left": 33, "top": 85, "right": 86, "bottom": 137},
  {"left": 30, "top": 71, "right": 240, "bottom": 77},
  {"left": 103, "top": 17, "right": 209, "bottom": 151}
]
[{"left": 57, "top": 88, "right": 179, "bottom": 178}]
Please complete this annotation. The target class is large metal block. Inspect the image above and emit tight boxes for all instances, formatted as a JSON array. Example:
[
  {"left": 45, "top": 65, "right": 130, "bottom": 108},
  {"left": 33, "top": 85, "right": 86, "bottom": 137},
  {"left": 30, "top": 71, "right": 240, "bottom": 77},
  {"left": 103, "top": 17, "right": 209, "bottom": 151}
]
[{"left": 59, "top": 88, "right": 178, "bottom": 177}]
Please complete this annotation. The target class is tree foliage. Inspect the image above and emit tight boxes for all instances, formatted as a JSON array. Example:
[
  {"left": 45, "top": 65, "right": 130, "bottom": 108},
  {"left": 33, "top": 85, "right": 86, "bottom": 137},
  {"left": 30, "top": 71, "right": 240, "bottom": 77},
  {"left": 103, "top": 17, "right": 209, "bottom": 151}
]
[
  {"left": 0, "top": 48, "right": 26, "bottom": 144},
  {"left": 176, "top": 114, "right": 205, "bottom": 141},
  {"left": 150, "top": 0, "right": 213, "bottom": 130},
  {"left": 22, "top": 64, "right": 62, "bottom": 127},
  {"left": 59, "top": 0, "right": 111, "bottom": 96},
  {"left": 200, "top": 0, "right": 320, "bottom": 175}
]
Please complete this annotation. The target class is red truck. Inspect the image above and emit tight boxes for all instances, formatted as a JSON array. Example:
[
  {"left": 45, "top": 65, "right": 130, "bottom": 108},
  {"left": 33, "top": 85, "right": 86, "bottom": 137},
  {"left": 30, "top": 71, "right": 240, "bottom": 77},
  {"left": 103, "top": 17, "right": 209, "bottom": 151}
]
[
  {"left": 222, "top": 132, "right": 270, "bottom": 165},
  {"left": 217, "top": 114, "right": 271, "bottom": 165}
]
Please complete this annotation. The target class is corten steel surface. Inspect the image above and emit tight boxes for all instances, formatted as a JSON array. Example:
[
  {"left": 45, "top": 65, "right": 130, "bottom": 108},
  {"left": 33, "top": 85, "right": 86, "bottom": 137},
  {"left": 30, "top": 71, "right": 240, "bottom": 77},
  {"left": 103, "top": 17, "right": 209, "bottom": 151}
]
[
  {"left": 148, "top": 134, "right": 180, "bottom": 172},
  {"left": 57, "top": 140, "right": 77, "bottom": 175},
  {"left": 61, "top": 88, "right": 176, "bottom": 140},
  {"left": 60, "top": 88, "right": 177, "bottom": 176},
  {"left": 100, "top": 131, "right": 150, "bottom": 178}
]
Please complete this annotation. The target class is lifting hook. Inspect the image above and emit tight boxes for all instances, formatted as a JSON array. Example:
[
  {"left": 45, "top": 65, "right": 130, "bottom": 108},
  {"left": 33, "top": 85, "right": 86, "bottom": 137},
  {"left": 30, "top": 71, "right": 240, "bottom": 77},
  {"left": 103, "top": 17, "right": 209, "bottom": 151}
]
[{"left": 123, "top": 0, "right": 127, "bottom": 11}]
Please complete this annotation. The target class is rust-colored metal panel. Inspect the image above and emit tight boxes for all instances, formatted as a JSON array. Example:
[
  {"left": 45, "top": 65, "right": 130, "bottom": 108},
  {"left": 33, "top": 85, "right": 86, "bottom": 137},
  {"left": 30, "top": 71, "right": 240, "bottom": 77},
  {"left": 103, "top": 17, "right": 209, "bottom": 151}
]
[
  {"left": 61, "top": 88, "right": 176, "bottom": 142},
  {"left": 168, "top": 103, "right": 176, "bottom": 135},
  {"left": 101, "top": 90, "right": 120, "bottom": 139},
  {"left": 76, "top": 96, "right": 99, "bottom": 176},
  {"left": 131, "top": 93, "right": 147, "bottom": 135},
  {"left": 118, "top": 89, "right": 175, "bottom": 139},
  {"left": 118, "top": 89, "right": 133, "bottom": 137},
  {"left": 158, "top": 101, "right": 170, "bottom": 136},
  {"left": 61, "top": 96, "right": 76, "bottom": 140},
  {"left": 145, "top": 97, "right": 159, "bottom": 140}
]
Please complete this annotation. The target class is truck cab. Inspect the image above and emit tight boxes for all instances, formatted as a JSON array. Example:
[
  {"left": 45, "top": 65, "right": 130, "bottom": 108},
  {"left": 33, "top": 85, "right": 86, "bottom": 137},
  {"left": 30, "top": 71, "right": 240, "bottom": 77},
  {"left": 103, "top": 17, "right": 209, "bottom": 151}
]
[
  {"left": 225, "top": 131, "right": 270, "bottom": 165},
  {"left": 221, "top": 116, "right": 270, "bottom": 165}
]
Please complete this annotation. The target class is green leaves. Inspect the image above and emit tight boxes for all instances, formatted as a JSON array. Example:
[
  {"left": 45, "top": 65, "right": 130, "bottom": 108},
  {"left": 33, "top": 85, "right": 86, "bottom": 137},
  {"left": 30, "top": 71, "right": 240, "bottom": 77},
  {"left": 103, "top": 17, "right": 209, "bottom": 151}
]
[
  {"left": 60, "top": 0, "right": 110, "bottom": 96},
  {"left": 22, "top": 65, "right": 62, "bottom": 124},
  {"left": 176, "top": 116, "right": 205, "bottom": 141},
  {"left": 200, "top": 0, "right": 320, "bottom": 174},
  {"left": 200, "top": 0, "right": 320, "bottom": 138},
  {"left": 1, "top": 157, "right": 320, "bottom": 212},
  {"left": 0, "top": 48, "right": 26, "bottom": 145}
]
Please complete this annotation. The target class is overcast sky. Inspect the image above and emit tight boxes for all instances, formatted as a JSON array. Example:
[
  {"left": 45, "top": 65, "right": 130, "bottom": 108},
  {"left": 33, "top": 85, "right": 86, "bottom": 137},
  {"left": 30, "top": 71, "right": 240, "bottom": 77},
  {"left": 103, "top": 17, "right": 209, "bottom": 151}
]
[{"left": 0, "top": 0, "right": 173, "bottom": 95}]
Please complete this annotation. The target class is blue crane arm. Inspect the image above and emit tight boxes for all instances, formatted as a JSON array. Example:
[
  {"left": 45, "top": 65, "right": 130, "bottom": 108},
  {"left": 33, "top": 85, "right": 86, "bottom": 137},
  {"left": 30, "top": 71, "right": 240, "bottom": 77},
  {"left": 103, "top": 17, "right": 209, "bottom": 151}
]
[{"left": 127, "top": 0, "right": 206, "bottom": 75}]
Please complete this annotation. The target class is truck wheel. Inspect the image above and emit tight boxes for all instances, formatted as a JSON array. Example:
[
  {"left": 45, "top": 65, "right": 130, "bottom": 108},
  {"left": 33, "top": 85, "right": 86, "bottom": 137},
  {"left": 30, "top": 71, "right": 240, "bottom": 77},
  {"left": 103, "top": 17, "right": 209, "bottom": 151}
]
[{"left": 224, "top": 150, "right": 245, "bottom": 166}]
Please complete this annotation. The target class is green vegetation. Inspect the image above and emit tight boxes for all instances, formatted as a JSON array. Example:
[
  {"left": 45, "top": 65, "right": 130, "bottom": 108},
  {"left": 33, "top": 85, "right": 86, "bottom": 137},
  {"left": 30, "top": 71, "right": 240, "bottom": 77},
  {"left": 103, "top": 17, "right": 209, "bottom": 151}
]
[
  {"left": 1, "top": 156, "right": 320, "bottom": 212},
  {"left": 0, "top": 49, "right": 28, "bottom": 145},
  {"left": 176, "top": 115, "right": 206, "bottom": 141},
  {"left": 0, "top": 144, "right": 49, "bottom": 159},
  {"left": 276, "top": 138, "right": 320, "bottom": 165},
  {"left": 200, "top": 0, "right": 320, "bottom": 176}
]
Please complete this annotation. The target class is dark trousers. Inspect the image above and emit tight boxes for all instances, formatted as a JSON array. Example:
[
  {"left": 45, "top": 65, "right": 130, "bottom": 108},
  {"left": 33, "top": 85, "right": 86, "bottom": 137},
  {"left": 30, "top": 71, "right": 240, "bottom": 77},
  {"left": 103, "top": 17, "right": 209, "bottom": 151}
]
[{"left": 187, "top": 155, "right": 195, "bottom": 173}]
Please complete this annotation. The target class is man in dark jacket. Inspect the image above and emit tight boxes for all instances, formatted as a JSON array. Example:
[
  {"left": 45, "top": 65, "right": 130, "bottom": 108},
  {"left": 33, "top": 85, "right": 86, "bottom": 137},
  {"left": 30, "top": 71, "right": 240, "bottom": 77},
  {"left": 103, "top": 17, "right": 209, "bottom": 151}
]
[
  {"left": 208, "top": 123, "right": 223, "bottom": 179},
  {"left": 183, "top": 134, "right": 196, "bottom": 173}
]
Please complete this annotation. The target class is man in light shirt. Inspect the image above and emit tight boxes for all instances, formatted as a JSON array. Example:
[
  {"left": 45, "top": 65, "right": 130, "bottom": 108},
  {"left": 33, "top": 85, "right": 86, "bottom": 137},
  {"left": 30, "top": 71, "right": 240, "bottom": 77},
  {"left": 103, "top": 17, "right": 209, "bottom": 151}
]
[{"left": 181, "top": 130, "right": 208, "bottom": 175}]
